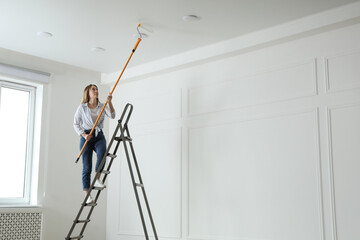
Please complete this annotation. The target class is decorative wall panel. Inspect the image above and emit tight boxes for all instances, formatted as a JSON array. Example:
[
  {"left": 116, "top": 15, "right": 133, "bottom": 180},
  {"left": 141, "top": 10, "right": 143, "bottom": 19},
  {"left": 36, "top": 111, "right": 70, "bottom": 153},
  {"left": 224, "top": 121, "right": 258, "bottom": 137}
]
[
  {"left": 325, "top": 50, "right": 360, "bottom": 92},
  {"left": 328, "top": 104, "right": 360, "bottom": 239},
  {"left": 121, "top": 89, "right": 182, "bottom": 125},
  {"left": 188, "top": 111, "right": 323, "bottom": 240},
  {"left": 188, "top": 60, "right": 317, "bottom": 115}
]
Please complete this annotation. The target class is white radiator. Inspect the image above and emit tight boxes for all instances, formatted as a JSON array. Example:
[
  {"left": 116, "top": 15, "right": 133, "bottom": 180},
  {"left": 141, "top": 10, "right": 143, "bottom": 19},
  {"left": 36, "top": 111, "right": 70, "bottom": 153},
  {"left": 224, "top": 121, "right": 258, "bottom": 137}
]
[{"left": 0, "top": 212, "right": 42, "bottom": 240}]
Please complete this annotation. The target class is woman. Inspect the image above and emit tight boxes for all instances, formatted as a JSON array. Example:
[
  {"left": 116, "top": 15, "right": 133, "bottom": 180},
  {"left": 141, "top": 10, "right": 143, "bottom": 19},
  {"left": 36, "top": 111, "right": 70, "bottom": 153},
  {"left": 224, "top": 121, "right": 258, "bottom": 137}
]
[{"left": 73, "top": 84, "right": 115, "bottom": 204}]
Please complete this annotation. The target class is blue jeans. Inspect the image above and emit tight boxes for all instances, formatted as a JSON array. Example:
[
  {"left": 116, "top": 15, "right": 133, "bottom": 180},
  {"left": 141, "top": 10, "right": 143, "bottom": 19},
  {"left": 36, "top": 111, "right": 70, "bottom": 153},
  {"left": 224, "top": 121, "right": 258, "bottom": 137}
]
[{"left": 80, "top": 130, "right": 106, "bottom": 191}]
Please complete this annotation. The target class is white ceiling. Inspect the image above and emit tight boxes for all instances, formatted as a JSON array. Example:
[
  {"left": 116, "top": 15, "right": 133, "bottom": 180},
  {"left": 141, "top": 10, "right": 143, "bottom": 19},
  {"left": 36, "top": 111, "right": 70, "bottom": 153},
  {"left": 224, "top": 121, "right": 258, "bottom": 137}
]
[{"left": 0, "top": 0, "right": 359, "bottom": 73}]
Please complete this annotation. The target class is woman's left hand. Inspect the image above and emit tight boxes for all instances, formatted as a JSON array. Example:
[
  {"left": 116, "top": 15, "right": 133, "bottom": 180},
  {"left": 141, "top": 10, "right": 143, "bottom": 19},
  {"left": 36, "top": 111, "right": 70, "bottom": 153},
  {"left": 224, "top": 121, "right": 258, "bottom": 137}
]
[{"left": 107, "top": 94, "right": 112, "bottom": 102}]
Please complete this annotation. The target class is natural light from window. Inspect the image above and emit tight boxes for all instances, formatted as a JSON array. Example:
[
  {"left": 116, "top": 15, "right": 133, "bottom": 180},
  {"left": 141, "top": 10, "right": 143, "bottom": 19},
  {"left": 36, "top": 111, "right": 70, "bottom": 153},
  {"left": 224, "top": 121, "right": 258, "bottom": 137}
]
[{"left": 0, "top": 87, "right": 30, "bottom": 198}]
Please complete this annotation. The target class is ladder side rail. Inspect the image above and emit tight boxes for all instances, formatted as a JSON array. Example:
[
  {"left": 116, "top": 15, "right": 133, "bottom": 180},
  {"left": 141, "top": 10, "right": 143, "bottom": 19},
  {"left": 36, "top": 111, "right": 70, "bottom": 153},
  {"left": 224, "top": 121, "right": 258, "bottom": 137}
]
[
  {"left": 100, "top": 156, "right": 115, "bottom": 187},
  {"left": 126, "top": 127, "right": 159, "bottom": 240},
  {"left": 78, "top": 202, "right": 97, "bottom": 236},
  {"left": 120, "top": 124, "right": 149, "bottom": 240},
  {"left": 68, "top": 156, "right": 112, "bottom": 238},
  {"left": 94, "top": 122, "right": 122, "bottom": 181},
  {"left": 65, "top": 220, "right": 77, "bottom": 239},
  {"left": 124, "top": 104, "right": 133, "bottom": 126},
  {"left": 139, "top": 179, "right": 159, "bottom": 240},
  {"left": 78, "top": 122, "right": 124, "bottom": 236},
  {"left": 101, "top": 129, "right": 123, "bottom": 183},
  {"left": 119, "top": 103, "right": 133, "bottom": 124},
  {"left": 125, "top": 128, "right": 141, "bottom": 185},
  {"left": 78, "top": 153, "right": 119, "bottom": 236},
  {"left": 100, "top": 147, "right": 120, "bottom": 185},
  {"left": 66, "top": 178, "right": 98, "bottom": 238},
  {"left": 67, "top": 121, "right": 123, "bottom": 239},
  {"left": 66, "top": 212, "right": 79, "bottom": 239}
]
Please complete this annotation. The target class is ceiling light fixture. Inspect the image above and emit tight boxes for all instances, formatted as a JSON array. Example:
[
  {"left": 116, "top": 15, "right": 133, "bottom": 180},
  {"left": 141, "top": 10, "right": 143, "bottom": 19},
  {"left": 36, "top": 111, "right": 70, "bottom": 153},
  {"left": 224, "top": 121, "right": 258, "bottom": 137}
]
[
  {"left": 91, "top": 47, "right": 106, "bottom": 52},
  {"left": 182, "top": 15, "right": 201, "bottom": 22},
  {"left": 37, "top": 31, "right": 53, "bottom": 37}
]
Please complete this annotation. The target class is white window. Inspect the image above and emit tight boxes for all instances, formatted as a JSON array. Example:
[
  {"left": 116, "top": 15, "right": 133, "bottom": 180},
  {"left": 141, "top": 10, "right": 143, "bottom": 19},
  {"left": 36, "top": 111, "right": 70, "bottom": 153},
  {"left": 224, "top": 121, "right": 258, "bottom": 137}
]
[{"left": 0, "top": 80, "right": 36, "bottom": 205}]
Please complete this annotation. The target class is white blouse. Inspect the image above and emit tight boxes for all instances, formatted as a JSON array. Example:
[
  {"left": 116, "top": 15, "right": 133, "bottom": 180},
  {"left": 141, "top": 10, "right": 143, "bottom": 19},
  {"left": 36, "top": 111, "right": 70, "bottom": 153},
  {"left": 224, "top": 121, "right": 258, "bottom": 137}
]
[{"left": 73, "top": 102, "right": 116, "bottom": 136}]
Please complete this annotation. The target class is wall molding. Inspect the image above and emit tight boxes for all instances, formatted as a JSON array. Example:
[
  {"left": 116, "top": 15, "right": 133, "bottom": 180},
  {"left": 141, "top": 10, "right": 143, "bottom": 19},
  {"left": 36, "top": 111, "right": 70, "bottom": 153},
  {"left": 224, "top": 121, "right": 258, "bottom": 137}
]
[
  {"left": 0, "top": 62, "right": 50, "bottom": 84},
  {"left": 324, "top": 49, "right": 360, "bottom": 93},
  {"left": 326, "top": 102, "right": 360, "bottom": 240}
]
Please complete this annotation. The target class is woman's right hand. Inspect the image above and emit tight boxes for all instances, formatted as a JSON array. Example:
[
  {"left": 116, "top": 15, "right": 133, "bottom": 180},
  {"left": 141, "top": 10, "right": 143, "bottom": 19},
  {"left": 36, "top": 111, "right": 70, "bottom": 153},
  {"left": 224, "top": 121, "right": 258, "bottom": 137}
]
[{"left": 82, "top": 133, "right": 93, "bottom": 141}]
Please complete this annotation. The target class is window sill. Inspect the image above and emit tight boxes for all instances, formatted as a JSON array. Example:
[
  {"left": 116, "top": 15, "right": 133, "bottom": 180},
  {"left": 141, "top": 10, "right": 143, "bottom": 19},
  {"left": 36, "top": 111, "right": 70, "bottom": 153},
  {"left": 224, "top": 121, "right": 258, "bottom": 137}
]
[{"left": 0, "top": 205, "right": 42, "bottom": 212}]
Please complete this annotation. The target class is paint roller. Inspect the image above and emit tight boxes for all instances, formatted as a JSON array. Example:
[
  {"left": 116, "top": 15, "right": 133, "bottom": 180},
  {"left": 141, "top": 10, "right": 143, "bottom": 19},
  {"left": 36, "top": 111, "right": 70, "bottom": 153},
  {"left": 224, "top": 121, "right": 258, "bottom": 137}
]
[{"left": 75, "top": 23, "right": 146, "bottom": 163}]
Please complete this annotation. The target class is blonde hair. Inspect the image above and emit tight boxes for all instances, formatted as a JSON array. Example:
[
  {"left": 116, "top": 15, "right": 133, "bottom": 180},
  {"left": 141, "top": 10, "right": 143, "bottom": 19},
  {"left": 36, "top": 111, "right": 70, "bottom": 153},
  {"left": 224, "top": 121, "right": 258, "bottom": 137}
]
[{"left": 81, "top": 84, "right": 99, "bottom": 104}]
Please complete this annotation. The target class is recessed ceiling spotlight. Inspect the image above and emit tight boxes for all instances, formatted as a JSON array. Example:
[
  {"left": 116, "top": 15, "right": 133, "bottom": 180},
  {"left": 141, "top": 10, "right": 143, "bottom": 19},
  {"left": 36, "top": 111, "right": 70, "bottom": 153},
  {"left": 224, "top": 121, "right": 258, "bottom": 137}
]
[
  {"left": 37, "top": 31, "right": 53, "bottom": 37},
  {"left": 182, "top": 15, "right": 201, "bottom": 22},
  {"left": 133, "top": 32, "right": 149, "bottom": 39},
  {"left": 91, "top": 47, "right": 106, "bottom": 52}
]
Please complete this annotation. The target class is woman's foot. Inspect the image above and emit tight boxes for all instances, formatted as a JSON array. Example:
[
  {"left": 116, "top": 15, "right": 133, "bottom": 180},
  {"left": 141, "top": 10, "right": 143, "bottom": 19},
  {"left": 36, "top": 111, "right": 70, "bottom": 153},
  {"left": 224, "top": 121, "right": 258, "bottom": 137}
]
[
  {"left": 94, "top": 179, "right": 106, "bottom": 188},
  {"left": 86, "top": 194, "right": 94, "bottom": 204}
]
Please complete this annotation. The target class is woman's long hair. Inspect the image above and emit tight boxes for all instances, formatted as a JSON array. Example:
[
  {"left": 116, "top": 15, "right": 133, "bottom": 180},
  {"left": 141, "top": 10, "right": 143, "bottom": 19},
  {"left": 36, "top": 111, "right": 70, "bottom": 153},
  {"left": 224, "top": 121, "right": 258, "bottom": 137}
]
[{"left": 81, "top": 84, "right": 99, "bottom": 104}]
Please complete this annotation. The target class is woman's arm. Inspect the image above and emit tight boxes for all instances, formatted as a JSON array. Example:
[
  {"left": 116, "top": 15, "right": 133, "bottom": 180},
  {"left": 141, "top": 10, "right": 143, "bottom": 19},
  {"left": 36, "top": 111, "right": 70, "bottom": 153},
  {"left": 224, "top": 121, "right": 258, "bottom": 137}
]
[
  {"left": 74, "top": 106, "right": 93, "bottom": 140},
  {"left": 107, "top": 94, "right": 115, "bottom": 113},
  {"left": 74, "top": 105, "right": 85, "bottom": 136},
  {"left": 106, "top": 94, "right": 116, "bottom": 119}
]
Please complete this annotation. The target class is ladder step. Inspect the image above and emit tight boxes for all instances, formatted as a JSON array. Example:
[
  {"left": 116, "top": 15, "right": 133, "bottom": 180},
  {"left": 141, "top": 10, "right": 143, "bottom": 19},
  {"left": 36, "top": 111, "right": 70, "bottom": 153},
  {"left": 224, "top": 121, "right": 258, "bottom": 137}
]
[
  {"left": 107, "top": 153, "right": 117, "bottom": 159},
  {"left": 92, "top": 186, "right": 105, "bottom": 190},
  {"left": 114, "top": 136, "right": 132, "bottom": 142},
  {"left": 101, "top": 170, "right": 111, "bottom": 175},
  {"left": 135, "top": 183, "right": 144, "bottom": 188},
  {"left": 85, "top": 202, "right": 97, "bottom": 207},
  {"left": 68, "top": 235, "right": 83, "bottom": 239},
  {"left": 75, "top": 219, "right": 90, "bottom": 223}
]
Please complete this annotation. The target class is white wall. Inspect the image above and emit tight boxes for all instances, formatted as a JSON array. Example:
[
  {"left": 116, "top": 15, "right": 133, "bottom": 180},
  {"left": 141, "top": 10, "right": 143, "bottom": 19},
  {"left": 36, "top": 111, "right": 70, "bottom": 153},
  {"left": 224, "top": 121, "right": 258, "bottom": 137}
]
[
  {"left": 104, "top": 10, "right": 360, "bottom": 240},
  {"left": 0, "top": 48, "right": 109, "bottom": 239}
]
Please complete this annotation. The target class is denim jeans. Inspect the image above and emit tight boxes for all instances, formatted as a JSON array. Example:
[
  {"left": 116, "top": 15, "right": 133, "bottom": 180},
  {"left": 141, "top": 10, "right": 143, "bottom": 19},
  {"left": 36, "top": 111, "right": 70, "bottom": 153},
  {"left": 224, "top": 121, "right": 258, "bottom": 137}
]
[{"left": 80, "top": 130, "right": 106, "bottom": 190}]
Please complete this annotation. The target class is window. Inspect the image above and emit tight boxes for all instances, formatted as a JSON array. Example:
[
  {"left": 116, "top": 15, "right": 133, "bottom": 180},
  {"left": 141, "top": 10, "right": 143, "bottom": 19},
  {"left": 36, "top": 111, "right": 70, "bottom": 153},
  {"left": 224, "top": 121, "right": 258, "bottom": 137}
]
[{"left": 0, "top": 81, "right": 36, "bottom": 205}]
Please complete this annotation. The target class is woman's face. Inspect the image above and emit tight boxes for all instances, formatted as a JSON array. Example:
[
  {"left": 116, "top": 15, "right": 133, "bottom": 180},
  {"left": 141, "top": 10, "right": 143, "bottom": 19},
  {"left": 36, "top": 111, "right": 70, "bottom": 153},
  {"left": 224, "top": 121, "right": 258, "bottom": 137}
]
[{"left": 88, "top": 85, "right": 98, "bottom": 100}]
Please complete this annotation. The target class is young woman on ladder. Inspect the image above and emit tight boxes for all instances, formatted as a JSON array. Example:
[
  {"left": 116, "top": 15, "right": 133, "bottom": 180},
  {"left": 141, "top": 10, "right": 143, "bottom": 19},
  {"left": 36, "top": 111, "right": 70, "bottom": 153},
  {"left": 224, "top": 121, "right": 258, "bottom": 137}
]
[{"left": 73, "top": 84, "right": 116, "bottom": 203}]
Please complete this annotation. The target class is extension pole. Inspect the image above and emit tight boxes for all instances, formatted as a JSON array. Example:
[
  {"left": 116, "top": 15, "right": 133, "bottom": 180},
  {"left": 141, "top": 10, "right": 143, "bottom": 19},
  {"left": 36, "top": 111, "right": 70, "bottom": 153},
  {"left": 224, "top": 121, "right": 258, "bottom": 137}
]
[{"left": 75, "top": 27, "right": 142, "bottom": 163}]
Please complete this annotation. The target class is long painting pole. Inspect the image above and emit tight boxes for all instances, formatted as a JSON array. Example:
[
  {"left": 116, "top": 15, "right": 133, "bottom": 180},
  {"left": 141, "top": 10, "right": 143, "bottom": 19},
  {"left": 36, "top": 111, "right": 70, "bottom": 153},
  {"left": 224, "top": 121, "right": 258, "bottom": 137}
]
[{"left": 75, "top": 24, "right": 142, "bottom": 163}]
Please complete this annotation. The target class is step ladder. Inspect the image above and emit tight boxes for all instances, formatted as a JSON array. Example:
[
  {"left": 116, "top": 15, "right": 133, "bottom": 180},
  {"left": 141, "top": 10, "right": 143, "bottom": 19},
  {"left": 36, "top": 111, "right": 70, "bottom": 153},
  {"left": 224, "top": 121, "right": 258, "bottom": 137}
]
[{"left": 66, "top": 103, "right": 159, "bottom": 240}]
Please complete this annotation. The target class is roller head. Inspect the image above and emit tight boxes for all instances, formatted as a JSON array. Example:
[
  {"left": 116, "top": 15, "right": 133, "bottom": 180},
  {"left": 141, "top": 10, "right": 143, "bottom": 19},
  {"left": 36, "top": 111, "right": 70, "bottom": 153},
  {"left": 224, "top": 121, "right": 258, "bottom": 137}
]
[
  {"left": 139, "top": 24, "right": 153, "bottom": 33},
  {"left": 138, "top": 23, "right": 154, "bottom": 33},
  {"left": 135, "top": 23, "right": 153, "bottom": 39}
]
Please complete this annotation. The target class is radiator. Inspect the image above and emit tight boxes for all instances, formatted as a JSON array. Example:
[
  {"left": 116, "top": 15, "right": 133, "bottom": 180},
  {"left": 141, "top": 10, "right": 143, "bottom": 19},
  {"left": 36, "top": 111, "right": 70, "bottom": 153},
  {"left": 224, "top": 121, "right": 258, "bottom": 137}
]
[{"left": 0, "top": 212, "right": 42, "bottom": 240}]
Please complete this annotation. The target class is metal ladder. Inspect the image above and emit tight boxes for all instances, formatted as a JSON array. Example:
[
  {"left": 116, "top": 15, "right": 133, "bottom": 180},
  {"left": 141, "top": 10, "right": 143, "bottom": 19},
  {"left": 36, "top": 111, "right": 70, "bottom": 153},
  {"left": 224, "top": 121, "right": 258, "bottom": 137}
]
[{"left": 65, "top": 103, "right": 159, "bottom": 240}]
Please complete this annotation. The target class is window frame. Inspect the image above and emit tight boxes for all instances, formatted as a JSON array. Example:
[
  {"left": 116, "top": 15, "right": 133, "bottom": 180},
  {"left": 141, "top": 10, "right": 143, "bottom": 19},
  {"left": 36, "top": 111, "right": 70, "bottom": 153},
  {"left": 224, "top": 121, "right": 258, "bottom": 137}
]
[{"left": 0, "top": 80, "right": 36, "bottom": 205}]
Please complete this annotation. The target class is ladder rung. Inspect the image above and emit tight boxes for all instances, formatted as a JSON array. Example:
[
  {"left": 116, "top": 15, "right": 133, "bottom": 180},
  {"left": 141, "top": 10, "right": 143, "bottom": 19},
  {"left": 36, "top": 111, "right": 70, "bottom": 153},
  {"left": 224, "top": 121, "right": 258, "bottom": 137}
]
[
  {"left": 107, "top": 153, "right": 117, "bottom": 158},
  {"left": 68, "top": 235, "right": 83, "bottom": 239},
  {"left": 93, "top": 186, "right": 105, "bottom": 190},
  {"left": 135, "top": 183, "right": 144, "bottom": 188},
  {"left": 85, "top": 202, "right": 97, "bottom": 207},
  {"left": 114, "top": 136, "right": 132, "bottom": 142},
  {"left": 101, "top": 170, "right": 110, "bottom": 175},
  {"left": 75, "top": 219, "right": 90, "bottom": 223}
]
